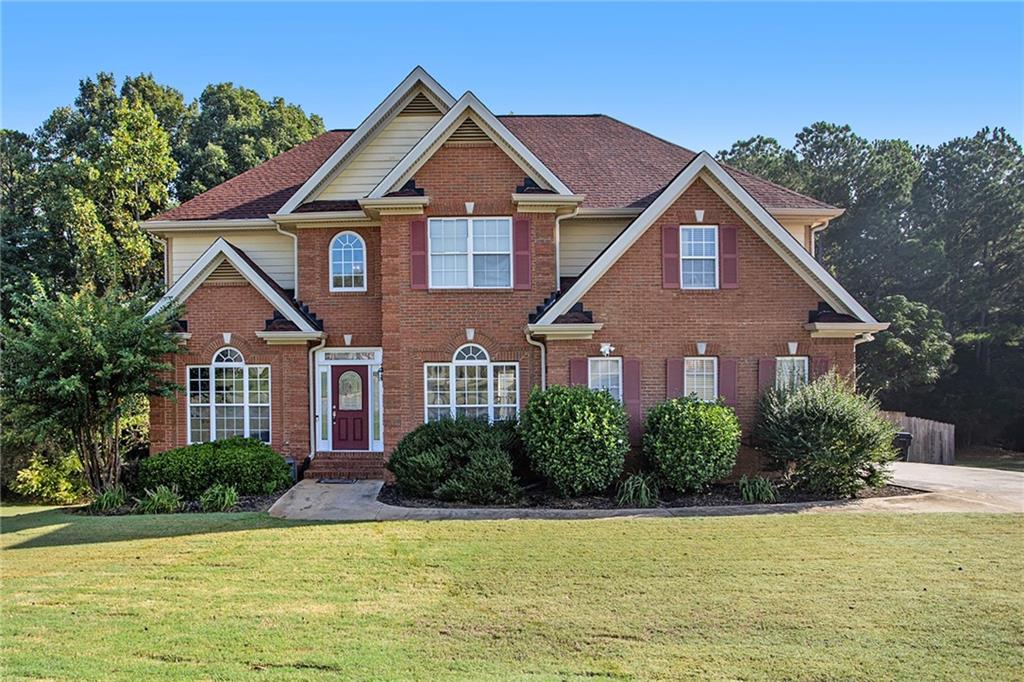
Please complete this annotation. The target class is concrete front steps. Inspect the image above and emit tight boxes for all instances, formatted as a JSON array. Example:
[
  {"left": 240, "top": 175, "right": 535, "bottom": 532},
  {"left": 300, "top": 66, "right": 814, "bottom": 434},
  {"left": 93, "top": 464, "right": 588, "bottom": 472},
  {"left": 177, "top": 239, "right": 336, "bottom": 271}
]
[{"left": 304, "top": 451, "right": 387, "bottom": 480}]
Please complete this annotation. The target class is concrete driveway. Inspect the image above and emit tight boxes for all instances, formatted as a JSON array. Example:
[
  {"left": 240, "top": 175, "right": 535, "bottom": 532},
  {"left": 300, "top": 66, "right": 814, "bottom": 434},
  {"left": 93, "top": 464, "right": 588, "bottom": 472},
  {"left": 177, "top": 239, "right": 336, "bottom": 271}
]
[{"left": 269, "top": 462, "right": 1024, "bottom": 521}]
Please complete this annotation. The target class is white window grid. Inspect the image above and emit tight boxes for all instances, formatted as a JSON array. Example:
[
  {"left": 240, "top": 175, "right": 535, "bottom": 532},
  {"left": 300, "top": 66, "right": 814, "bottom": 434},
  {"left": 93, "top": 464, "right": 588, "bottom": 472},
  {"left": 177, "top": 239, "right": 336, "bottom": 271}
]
[
  {"left": 428, "top": 217, "right": 512, "bottom": 289},
  {"left": 329, "top": 231, "right": 367, "bottom": 292},
  {"left": 775, "top": 356, "right": 809, "bottom": 391},
  {"left": 680, "top": 225, "right": 719, "bottom": 290},
  {"left": 684, "top": 356, "right": 718, "bottom": 402},
  {"left": 187, "top": 347, "right": 271, "bottom": 444},
  {"left": 423, "top": 344, "right": 519, "bottom": 422},
  {"left": 588, "top": 357, "right": 623, "bottom": 403}
]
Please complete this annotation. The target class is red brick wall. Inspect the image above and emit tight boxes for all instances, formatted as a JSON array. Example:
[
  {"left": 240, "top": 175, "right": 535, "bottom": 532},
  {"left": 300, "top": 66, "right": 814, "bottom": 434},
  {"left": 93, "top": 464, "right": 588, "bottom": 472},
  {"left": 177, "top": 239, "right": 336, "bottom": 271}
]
[
  {"left": 148, "top": 281, "right": 310, "bottom": 459},
  {"left": 545, "top": 177, "right": 856, "bottom": 436}
]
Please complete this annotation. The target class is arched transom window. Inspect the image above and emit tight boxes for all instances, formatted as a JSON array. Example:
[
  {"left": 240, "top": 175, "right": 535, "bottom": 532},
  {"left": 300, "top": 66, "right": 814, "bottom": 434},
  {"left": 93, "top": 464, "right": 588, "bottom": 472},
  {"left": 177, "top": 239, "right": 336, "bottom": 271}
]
[
  {"left": 330, "top": 231, "right": 367, "bottom": 291},
  {"left": 424, "top": 343, "right": 518, "bottom": 422},
  {"left": 187, "top": 347, "right": 271, "bottom": 444}
]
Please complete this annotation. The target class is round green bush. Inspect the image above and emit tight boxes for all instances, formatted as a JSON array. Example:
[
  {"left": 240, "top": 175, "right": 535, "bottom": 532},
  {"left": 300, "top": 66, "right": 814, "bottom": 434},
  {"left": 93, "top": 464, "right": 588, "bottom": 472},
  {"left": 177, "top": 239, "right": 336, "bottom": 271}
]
[
  {"left": 138, "top": 437, "right": 292, "bottom": 500},
  {"left": 434, "top": 447, "right": 520, "bottom": 505},
  {"left": 519, "top": 385, "right": 628, "bottom": 497},
  {"left": 643, "top": 397, "right": 741, "bottom": 493},
  {"left": 755, "top": 372, "right": 897, "bottom": 497}
]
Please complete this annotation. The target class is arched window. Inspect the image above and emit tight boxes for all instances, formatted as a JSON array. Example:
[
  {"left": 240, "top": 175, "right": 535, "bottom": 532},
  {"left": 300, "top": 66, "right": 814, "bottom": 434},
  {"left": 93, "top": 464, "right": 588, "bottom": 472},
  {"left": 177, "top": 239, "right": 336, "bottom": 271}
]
[
  {"left": 424, "top": 344, "right": 518, "bottom": 422},
  {"left": 330, "top": 231, "right": 367, "bottom": 292},
  {"left": 187, "top": 347, "right": 271, "bottom": 444}
]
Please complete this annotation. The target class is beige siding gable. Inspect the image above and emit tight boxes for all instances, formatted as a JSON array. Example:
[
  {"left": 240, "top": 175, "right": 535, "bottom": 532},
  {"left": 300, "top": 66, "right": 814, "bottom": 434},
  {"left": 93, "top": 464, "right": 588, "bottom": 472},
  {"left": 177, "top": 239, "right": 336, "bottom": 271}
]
[
  {"left": 559, "top": 218, "right": 631, "bottom": 277},
  {"left": 170, "top": 231, "right": 294, "bottom": 289}
]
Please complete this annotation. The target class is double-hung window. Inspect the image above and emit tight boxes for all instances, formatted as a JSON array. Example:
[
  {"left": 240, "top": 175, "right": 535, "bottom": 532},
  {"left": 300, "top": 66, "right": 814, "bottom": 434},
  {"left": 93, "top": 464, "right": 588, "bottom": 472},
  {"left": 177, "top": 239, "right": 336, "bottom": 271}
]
[
  {"left": 188, "top": 348, "right": 271, "bottom": 444},
  {"left": 425, "top": 344, "right": 519, "bottom": 421},
  {"left": 680, "top": 226, "right": 718, "bottom": 289},
  {"left": 588, "top": 357, "right": 623, "bottom": 402},
  {"left": 775, "top": 356, "right": 809, "bottom": 391},
  {"left": 684, "top": 357, "right": 718, "bottom": 402},
  {"left": 428, "top": 217, "right": 512, "bottom": 288}
]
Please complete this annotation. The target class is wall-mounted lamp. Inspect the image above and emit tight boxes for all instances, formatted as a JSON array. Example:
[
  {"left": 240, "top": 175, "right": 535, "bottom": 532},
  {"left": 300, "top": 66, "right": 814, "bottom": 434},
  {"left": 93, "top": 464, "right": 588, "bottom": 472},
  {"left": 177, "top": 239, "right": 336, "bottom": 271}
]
[
  {"left": 600, "top": 342, "right": 615, "bottom": 357},
  {"left": 695, "top": 209, "right": 705, "bottom": 223},
  {"left": 696, "top": 342, "right": 707, "bottom": 356},
  {"left": 344, "top": 334, "right": 353, "bottom": 347},
  {"left": 465, "top": 201, "right": 475, "bottom": 215},
  {"left": 787, "top": 341, "right": 799, "bottom": 355},
  {"left": 466, "top": 328, "right": 475, "bottom": 341}
]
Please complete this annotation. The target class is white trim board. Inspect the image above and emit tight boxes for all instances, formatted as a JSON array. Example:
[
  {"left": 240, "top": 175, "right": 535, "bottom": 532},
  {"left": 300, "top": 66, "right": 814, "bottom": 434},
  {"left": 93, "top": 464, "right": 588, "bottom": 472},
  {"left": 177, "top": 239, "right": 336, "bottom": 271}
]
[
  {"left": 146, "top": 237, "right": 319, "bottom": 333},
  {"left": 368, "top": 91, "right": 574, "bottom": 199},
  {"left": 277, "top": 67, "right": 456, "bottom": 215},
  {"left": 535, "top": 152, "right": 876, "bottom": 325}
]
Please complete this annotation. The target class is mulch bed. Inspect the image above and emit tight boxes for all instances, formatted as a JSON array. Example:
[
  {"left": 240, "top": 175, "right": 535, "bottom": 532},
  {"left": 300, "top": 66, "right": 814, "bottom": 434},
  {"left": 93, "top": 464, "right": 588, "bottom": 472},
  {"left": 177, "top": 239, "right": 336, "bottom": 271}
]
[
  {"left": 67, "top": 492, "right": 281, "bottom": 516},
  {"left": 378, "top": 482, "right": 919, "bottom": 510}
]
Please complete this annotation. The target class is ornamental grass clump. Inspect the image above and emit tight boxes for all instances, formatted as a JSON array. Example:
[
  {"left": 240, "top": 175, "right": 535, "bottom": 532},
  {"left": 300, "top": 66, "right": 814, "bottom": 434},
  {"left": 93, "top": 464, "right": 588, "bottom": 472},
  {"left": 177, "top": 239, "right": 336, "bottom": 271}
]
[
  {"left": 756, "top": 372, "right": 897, "bottom": 497},
  {"left": 643, "top": 397, "right": 741, "bottom": 493}
]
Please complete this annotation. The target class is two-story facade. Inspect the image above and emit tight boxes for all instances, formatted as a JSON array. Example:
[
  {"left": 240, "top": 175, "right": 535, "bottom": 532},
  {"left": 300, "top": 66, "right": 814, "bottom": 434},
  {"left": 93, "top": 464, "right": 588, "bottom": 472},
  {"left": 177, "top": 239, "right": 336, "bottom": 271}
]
[{"left": 146, "top": 68, "right": 887, "bottom": 479}]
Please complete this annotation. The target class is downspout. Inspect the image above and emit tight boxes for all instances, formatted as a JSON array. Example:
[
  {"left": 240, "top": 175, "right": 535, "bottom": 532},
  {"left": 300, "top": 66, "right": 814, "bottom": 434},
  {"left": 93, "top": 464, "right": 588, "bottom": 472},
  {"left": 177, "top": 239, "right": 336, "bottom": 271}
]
[
  {"left": 308, "top": 336, "right": 327, "bottom": 462},
  {"left": 554, "top": 206, "right": 580, "bottom": 290},
  {"left": 524, "top": 329, "right": 547, "bottom": 390},
  {"left": 273, "top": 221, "right": 300, "bottom": 298}
]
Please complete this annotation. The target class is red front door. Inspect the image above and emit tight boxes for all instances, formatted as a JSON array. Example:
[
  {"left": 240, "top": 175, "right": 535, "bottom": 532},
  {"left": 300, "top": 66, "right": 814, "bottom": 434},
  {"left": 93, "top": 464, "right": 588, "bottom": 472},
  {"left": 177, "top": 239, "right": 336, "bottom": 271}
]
[{"left": 331, "top": 365, "right": 369, "bottom": 450}]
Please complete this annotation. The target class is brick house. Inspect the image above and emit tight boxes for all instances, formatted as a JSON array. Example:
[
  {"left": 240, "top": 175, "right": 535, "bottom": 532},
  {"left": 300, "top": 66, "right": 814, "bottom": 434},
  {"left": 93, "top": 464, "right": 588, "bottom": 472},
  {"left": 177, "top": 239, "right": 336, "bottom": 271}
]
[{"left": 146, "top": 68, "right": 887, "bottom": 480}]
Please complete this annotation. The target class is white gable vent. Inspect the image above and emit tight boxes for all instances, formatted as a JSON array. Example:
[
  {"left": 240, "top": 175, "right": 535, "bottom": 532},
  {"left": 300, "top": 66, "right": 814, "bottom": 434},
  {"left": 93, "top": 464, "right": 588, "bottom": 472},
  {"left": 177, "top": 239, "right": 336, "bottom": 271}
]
[
  {"left": 399, "top": 92, "right": 442, "bottom": 116},
  {"left": 447, "top": 117, "right": 490, "bottom": 143},
  {"left": 205, "top": 259, "right": 245, "bottom": 284}
]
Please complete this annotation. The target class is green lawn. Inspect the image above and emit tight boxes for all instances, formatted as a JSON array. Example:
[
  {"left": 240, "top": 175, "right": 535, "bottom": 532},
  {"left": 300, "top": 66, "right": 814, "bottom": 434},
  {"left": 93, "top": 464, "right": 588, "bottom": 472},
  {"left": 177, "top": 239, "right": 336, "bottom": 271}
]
[
  {"left": 956, "top": 445, "right": 1024, "bottom": 472},
  {"left": 2, "top": 506, "right": 1022, "bottom": 681}
]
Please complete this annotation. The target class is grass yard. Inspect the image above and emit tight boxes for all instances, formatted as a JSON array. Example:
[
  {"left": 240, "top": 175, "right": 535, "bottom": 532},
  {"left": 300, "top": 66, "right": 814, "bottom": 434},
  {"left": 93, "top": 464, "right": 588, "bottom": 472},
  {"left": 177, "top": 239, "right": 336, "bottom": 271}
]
[
  {"left": 956, "top": 445, "right": 1024, "bottom": 473},
  {"left": 2, "top": 506, "right": 1022, "bottom": 681}
]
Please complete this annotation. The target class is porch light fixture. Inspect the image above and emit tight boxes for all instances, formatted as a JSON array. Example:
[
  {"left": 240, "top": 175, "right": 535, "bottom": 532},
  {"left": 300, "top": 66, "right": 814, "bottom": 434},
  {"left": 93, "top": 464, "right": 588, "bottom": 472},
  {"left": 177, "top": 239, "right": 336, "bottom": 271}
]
[
  {"left": 695, "top": 209, "right": 705, "bottom": 223},
  {"left": 344, "top": 334, "right": 353, "bottom": 346},
  {"left": 788, "top": 341, "right": 799, "bottom": 355},
  {"left": 466, "top": 328, "right": 475, "bottom": 341},
  {"left": 696, "top": 342, "right": 707, "bottom": 356},
  {"left": 600, "top": 342, "right": 615, "bottom": 357},
  {"left": 465, "top": 201, "right": 475, "bottom": 215}
]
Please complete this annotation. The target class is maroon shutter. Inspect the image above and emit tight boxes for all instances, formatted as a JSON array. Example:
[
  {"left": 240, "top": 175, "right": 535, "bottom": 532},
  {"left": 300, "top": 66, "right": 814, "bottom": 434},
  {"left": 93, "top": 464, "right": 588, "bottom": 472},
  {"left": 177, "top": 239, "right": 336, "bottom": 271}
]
[
  {"left": 720, "top": 225, "right": 739, "bottom": 289},
  {"left": 720, "top": 357, "right": 739, "bottom": 407},
  {"left": 513, "top": 217, "right": 531, "bottom": 290},
  {"left": 811, "top": 356, "right": 831, "bottom": 379},
  {"left": 666, "top": 358, "right": 683, "bottom": 399},
  {"left": 623, "top": 358, "right": 643, "bottom": 445},
  {"left": 758, "top": 357, "right": 777, "bottom": 394},
  {"left": 410, "top": 219, "right": 428, "bottom": 290},
  {"left": 569, "top": 358, "right": 588, "bottom": 386},
  {"left": 662, "top": 225, "right": 679, "bottom": 288}
]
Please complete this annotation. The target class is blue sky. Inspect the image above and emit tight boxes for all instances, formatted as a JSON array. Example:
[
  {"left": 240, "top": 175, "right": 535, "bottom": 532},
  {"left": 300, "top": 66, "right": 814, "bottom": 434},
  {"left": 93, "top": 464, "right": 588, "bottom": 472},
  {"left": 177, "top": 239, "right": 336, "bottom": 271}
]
[{"left": 2, "top": 2, "right": 1021, "bottom": 152}]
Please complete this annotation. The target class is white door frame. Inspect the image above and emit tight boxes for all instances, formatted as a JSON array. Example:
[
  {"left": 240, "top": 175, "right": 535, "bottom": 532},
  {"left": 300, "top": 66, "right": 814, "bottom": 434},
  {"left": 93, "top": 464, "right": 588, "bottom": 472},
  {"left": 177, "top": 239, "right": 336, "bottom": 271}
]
[{"left": 314, "top": 347, "right": 384, "bottom": 452}]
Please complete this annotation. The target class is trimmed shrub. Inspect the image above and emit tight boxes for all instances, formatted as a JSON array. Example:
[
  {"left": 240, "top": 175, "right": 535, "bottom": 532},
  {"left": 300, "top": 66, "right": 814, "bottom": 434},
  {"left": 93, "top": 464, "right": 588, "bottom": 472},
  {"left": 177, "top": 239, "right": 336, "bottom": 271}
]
[
  {"left": 520, "top": 385, "right": 628, "bottom": 497},
  {"left": 387, "top": 416, "right": 497, "bottom": 495},
  {"left": 616, "top": 472, "right": 660, "bottom": 508},
  {"left": 643, "top": 397, "right": 741, "bottom": 493},
  {"left": 199, "top": 484, "right": 239, "bottom": 512},
  {"left": 138, "top": 437, "right": 292, "bottom": 500},
  {"left": 756, "top": 372, "right": 897, "bottom": 497},
  {"left": 738, "top": 475, "right": 777, "bottom": 504},
  {"left": 435, "top": 447, "right": 521, "bottom": 505},
  {"left": 10, "top": 454, "right": 89, "bottom": 505},
  {"left": 88, "top": 485, "right": 128, "bottom": 513},
  {"left": 134, "top": 485, "right": 182, "bottom": 514}
]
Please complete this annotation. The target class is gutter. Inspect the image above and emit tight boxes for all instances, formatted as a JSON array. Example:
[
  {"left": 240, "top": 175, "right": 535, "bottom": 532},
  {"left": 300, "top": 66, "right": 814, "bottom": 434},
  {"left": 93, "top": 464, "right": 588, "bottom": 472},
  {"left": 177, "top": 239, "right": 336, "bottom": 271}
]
[
  {"left": 524, "top": 329, "right": 547, "bottom": 390},
  {"left": 553, "top": 205, "right": 580, "bottom": 288},
  {"left": 272, "top": 221, "right": 300, "bottom": 298}
]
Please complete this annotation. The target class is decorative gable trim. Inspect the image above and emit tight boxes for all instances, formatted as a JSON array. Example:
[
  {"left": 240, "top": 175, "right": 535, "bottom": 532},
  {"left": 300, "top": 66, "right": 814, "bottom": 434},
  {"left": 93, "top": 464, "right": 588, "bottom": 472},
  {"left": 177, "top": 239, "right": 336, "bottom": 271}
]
[
  {"left": 368, "top": 92, "right": 575, "bottom": 199},
  {"left": 535, "top": 152, "right": 876, "bottom": 325},
  {"left": 277, "top": 67, "right": 455, "bottom": 215},
  {"left": 146, "top": 238, "right": 320, "bottom": 334}
]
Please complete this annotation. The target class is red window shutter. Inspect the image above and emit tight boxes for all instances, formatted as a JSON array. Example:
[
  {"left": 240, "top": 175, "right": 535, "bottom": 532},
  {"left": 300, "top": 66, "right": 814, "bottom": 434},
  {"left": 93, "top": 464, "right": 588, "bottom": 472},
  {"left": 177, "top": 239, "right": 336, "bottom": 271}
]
[
  {"left": 623, "top": 358, "right": 643, "bottom": 445},
  {"left": 662, "top": 225, "right": 680, "bottom": 289},
  {"left": 720, "top": 357, "right": 739, "bottom": 407},
  {"left": 720, "top": 225, "right": 739, "bottom": 289},
  {"left": 666, "top": 358, "right": 683, "bottom": 398},
  {"left": 811, "top": 356, "right": 831, "bottom": 379},
  {"left": 513, "top": 217, "right": 531, "bottom": 290},
  {"left": 569, "top": 358, "right": 588, "bottom": 386},
  {"left": 410, "top": 219, "right": 428, "bottom": 290},
  {"left": 758, "top": 357, "right": 777, "bottom": 394}
]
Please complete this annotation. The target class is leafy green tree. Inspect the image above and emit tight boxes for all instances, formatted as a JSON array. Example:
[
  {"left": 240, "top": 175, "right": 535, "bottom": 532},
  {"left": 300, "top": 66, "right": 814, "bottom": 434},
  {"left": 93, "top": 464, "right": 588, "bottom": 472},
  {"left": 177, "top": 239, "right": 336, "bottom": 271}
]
[
  {"left": 720, "top": 135, "right": 803, "bottom": 191},
  {"left": 1, "top": 281, "right": 182, "bottom": 492}
]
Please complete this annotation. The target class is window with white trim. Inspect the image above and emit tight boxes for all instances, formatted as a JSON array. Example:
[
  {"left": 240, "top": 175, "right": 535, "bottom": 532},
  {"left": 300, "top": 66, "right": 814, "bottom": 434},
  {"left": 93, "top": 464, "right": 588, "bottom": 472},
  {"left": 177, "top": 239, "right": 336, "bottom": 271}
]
[
  {"left": 775, "top": 356, "right": 809, "bottom": 391},
  {"left": 588, "top": 357, "right": 623, "bottom": 402},
  {"left": 680, "top": 225, "right": 718, "bottom": 289},
  {"left": 424, "top": 344, "right": 519, "bottom": 422},
  {"left": 684, "top": 357, "right": 718, "bottom": 402},
  {"left": 188, "top": 348, "right": 271, "bottom": 444},
  {"left": 330, "top": 231, "right": 367, "bottom": 291},
  {"left": 428, "top": 217, "right": 512, "bottom": 288}
]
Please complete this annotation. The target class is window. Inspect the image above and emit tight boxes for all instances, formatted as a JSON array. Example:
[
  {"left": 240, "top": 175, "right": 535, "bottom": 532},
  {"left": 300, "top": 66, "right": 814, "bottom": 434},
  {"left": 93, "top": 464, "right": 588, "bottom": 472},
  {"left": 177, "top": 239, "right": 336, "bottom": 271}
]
[
  {"left": 588, "top": 357, "right": 623, "bottom": 402},
  {"left": 187, "top": 347, "right": 271, "bottom": 444},
  {"left": 680, "top": 226, "right": 718, "bottom": 289},
  {"left": 330, "top": 231, "right": 366, "bottom": 291},
  {"left": 424, "top": 344, "right": 519, "bottom": 421},
  {"left": 775, "top": 357, "right": 809, "bottom": 391},
  {"left": 684, "top": 357, "right": 718, "bottom": 402},
  {"left": 428, "top": 218, "right": 512, "bottom": 288}
]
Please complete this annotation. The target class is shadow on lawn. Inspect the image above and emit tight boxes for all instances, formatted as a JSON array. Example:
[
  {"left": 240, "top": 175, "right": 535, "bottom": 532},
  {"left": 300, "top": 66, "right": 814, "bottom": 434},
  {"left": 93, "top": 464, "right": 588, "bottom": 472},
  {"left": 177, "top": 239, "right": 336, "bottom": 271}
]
[{"left": 0, "top": 505, "right": 329, "bottom": 551}]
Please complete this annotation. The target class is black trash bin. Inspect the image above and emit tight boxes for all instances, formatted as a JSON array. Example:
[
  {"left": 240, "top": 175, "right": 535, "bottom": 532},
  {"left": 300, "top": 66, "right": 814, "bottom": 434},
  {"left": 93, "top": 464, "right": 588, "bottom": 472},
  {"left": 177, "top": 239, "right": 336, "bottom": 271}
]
[{"left": 893, "top": 432, "right": 913, "bottom": 461}]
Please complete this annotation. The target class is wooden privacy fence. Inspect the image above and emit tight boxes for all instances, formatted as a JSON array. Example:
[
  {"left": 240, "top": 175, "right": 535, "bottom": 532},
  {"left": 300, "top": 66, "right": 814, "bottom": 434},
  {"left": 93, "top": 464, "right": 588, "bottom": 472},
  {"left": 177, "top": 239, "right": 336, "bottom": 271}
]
[{"left": 880, "top": 411, "right": 956, "bottom": 465}]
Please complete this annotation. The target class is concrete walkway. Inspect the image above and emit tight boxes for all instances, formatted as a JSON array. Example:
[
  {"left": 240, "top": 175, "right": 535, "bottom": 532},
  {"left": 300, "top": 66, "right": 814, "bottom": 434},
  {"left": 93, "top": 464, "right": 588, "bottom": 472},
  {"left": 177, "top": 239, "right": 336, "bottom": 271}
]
[{"left": 269, "top": 462, "right": 1024, "bottom": 521}]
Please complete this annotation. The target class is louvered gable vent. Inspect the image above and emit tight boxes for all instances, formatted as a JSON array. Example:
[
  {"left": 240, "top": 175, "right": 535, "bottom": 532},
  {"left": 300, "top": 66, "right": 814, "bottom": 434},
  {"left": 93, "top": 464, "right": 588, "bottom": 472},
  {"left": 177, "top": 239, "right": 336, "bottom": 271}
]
[
  {"left": 448, "top": 117, "right": 490, "bottom": 143},
  {"left": 399, "top": 92, "right": 442, "bottom": 116},
  {"left": 206, "top": 258, "right": 245, "bottom": 284}
]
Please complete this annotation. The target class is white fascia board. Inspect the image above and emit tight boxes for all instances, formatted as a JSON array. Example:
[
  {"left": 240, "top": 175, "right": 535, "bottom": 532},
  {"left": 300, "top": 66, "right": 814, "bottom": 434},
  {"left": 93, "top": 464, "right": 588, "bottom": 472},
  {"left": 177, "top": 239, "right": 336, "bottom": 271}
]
[
  {"left": 269, "top": 211, "right": 373, "bottom": 225},
  {"left": 536, "top": 152, "right": 877, "bottom": 325},
  {"left": 368, "top": 91, "right": 574, "bottom": 199},
  {"left": 804, "top": 322, "right": 889, "bottom": 338},
  {"left": 255, "top": 330, "right": 325, "bottom": 344},
  {"left": 767, "top": 207, "right": 846, "bottom": 219},
  {"left": 526, "top": 323, "right": 604, "bottom": 340},
  {"left": 142, "top": 218, "right": 277, "bottom": 233},
  {"left": 146, "top": 237, "right": 317, "bottom": 333},
  {"left": 277, "top": 67, "right": 456, "bottom": 215}
]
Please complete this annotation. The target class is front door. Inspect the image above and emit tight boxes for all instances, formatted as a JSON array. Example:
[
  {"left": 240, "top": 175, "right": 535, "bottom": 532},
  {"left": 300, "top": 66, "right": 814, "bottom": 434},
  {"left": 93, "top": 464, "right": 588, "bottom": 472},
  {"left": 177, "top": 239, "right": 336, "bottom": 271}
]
[{"left": 331, "top": 365, "right": 369, "bottom": 450}]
